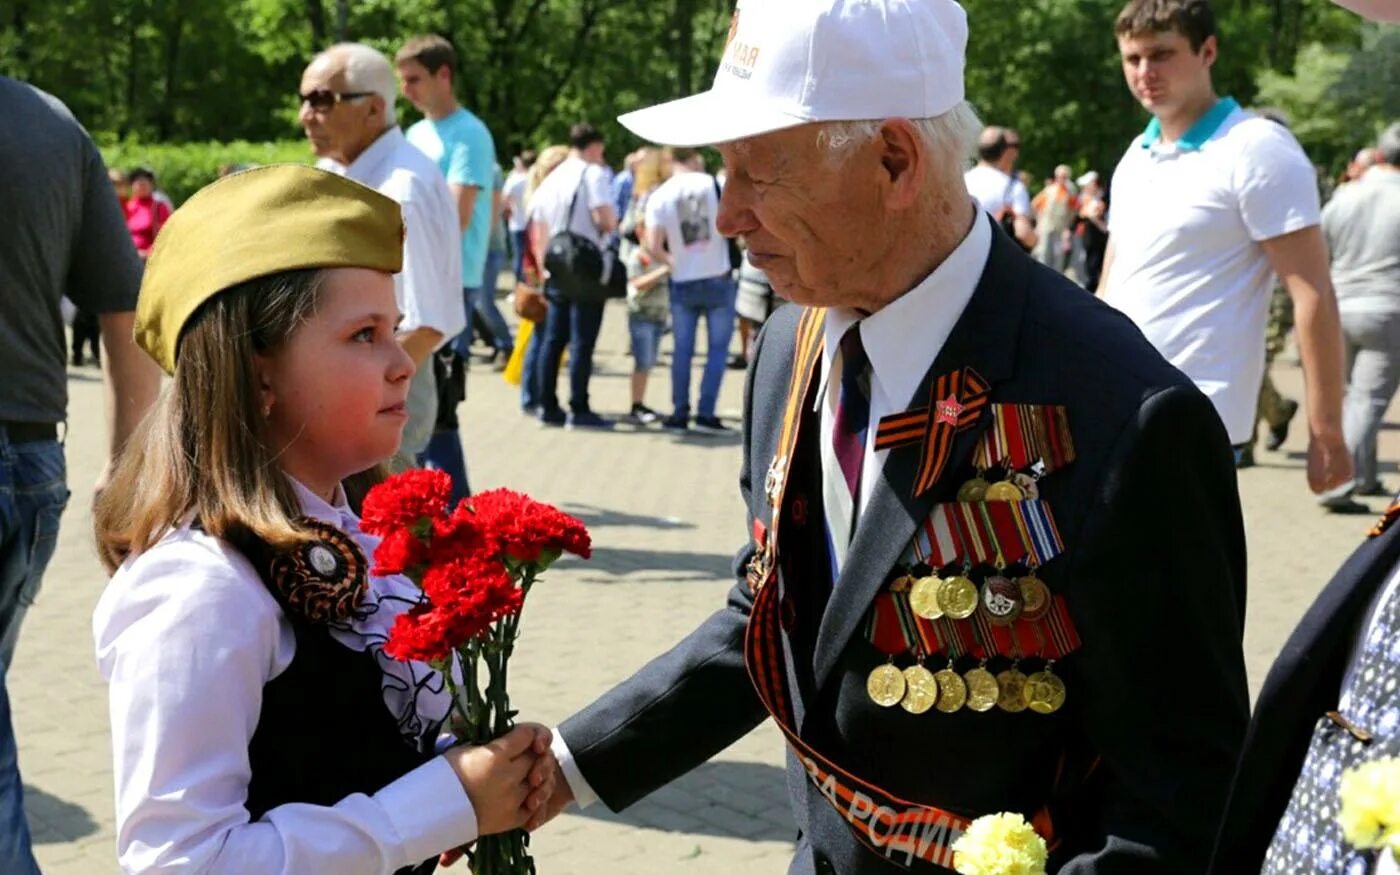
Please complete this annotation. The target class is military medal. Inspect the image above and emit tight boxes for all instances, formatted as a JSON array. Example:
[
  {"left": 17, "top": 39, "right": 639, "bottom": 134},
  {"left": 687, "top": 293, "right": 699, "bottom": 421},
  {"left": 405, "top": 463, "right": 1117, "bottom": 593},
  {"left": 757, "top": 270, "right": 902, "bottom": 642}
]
[
  {"left": 996, "top": 666, "right": 1030, "bottom": 713},
  {"left": 868, "top": 662, "right": 907, "bottom": 708},
  {"left": 1025, "top": 663, "right": 1067, "bottom": 714},
  {"left": 1010, "top": 471, "right": 1039, "bottom": 499},
  {"left": 909, "top": 574, "right": 945, "bottom": 620},
  {"left": 865, "top": 592, "right": 910, "bottom": 707},
  {"left": 936, "top": 574, "right": 978, "bottom": 620},
  {"left": 982, "top": 479, "right": 1024, "bottom": 501},
  {"left": 964, "top": 665, "right": 1000, "bottom": 712},
  {"left": 764, "top": 454, "right": 787, "bottom": 506},
  {"left": 979, "top": 574, "right": 1023, "bottom": 626},
  {"left": 957, "top": 474, "right": 990, "bottom": 503},
  {"left": 900, "top": 664, "right": 940, "bottom": 714},
  {"left": 933, "top": 667, "right": 967, "bottom": 713},
  {"left": 1017, "top": 572, "right": 1052, "bottom": 622}
]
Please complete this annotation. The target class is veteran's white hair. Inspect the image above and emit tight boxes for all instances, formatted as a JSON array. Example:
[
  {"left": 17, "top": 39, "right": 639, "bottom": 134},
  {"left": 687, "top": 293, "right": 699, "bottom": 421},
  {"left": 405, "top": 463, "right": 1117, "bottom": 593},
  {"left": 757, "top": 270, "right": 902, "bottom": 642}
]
[
  {"left": 322, "top": 42, "right": 398, "bottom": 128},
  {"left": 815, "top": 101, "right": 982, "bottom": 170}
]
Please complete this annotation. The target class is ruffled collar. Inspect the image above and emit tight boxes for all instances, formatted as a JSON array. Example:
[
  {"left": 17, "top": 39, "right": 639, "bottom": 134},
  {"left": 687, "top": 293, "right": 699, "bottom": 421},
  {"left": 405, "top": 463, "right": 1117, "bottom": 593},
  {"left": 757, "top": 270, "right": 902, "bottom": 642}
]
[{"left": 287, "top": 475, "right": 452, "bottom": 747}]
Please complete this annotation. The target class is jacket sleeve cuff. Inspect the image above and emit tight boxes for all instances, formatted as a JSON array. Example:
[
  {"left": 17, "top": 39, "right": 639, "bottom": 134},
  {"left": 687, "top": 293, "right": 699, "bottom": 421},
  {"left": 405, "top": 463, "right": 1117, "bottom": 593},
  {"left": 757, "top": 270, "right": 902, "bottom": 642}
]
[{"left": 551, "top": 730, "right": 600, "bottom": 810}]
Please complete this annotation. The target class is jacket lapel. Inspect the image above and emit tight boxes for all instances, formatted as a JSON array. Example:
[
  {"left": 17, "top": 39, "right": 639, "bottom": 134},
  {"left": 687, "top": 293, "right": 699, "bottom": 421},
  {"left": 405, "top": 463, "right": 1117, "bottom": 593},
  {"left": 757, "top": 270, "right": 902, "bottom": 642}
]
[{"left": 812, "top": 220, "right": 1031, "bottom": 689}]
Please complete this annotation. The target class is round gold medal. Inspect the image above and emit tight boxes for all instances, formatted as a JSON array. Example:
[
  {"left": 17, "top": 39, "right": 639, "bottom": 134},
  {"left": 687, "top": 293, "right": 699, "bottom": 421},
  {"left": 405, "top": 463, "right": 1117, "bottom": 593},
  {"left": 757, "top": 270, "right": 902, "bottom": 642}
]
[
  {"left": 964, "top": 666, "right": 1001, "bottom": 712},
  {"left": 1025, "top": 669, "right": 1067, "bottom": 714},
  {"left": 867, "top": 663, "right": 907, "bottom": 708},
  {"left": 933, "top": 668, "right": 968, "bottom": 713},
  {"left": 983, "top": 480, "right": 1025, "bottom": 501},
  {"left": 899, "top": 665, "right": 940, "bottom": 714},
  {"left": 1018, "top": 576, "right": 1052, "bottom": 621},
  {"left": 936, "top": 575, "right": 979, "bottom": 620},
  {"left": 957, "top": 476, "right": 990, "bottom": 502},
  {"left": 979, "top": 576, "right": 1023, "bottom": 626},
  {"left": 909, "top": 575, "right": 945, "bottom": 619},
  {"left": 996, "top": 668, "right": 1030, "bottom": 713}
]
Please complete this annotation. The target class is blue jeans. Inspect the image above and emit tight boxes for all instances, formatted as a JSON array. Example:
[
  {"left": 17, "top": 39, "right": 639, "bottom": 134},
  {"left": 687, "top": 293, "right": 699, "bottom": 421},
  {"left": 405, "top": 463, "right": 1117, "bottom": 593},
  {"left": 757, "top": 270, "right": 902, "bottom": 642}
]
[
  {"left": 454, "top": 248, "right": 513, "bottom": 359},
  {"left": 0, "top": 431, "right": 68, "bottom": 875},
  {"left": 629, "top": 316, "right": 665, "bottom": 373},
  {"left": 520, "top": 327, "right": 543, "bottom": 411},
  {"left": 670, "top": 275, "right": 737, "bottom": 420},
  {"left": 537, "top": 285, "right": 606, "bottom": 416},
  {"left": 511, "top": 230, "right": 529, "bottom": 282},
  {"left": 417, "top": 431, "right": 470, "bottom": 504}
]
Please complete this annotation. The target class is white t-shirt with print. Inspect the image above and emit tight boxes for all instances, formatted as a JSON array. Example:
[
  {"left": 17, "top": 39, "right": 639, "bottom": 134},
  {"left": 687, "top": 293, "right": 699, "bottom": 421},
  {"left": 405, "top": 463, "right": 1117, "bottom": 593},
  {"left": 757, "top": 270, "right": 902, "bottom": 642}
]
[
  {"left": 965, "top": 164, "right": 1031, "bottom": 219},
  {"left": 644, "top": 170, "right": 731, "bottom": 284},
  {"left": 1103, "top": 103, "right": 1320, "bottom": 444},
  {"left": 526, "top": 156, "right": 612, "bottom": 247}
]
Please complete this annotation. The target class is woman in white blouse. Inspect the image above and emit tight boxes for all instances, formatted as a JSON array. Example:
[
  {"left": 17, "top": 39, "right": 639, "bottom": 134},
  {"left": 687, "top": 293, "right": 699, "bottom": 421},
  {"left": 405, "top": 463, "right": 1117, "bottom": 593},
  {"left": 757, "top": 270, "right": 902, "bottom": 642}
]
[{"left": 91, "top": 165, "right": 555, "bottom": 874}]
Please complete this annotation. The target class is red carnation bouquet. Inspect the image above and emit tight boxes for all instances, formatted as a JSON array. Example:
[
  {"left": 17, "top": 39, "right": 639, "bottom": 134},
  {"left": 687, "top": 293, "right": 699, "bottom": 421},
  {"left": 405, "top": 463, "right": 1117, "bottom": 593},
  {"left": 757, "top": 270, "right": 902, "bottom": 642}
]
[{"left": 360, "top": 470, "right": 591, "bottom": 875}]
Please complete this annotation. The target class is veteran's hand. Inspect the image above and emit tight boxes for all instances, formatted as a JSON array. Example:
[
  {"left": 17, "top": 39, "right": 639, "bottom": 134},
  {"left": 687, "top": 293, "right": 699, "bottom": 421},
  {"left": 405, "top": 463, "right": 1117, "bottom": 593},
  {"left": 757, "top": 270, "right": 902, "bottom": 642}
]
[
  {"left": 523, "top": 759, "right": 575, "bottom": 833},
  {"left": 443, "top": 723, "right": 556, "bottom": 855},
  {"left": 1308, "top": 427, "right": 1354, "bottom": 495}
]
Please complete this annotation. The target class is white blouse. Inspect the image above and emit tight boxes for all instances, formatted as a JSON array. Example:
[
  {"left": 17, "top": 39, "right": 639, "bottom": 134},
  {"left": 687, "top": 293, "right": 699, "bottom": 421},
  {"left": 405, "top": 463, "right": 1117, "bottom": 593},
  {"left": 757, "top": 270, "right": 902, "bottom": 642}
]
[{"left": 93, "top": 480, "right": 476, "bottom": 874}]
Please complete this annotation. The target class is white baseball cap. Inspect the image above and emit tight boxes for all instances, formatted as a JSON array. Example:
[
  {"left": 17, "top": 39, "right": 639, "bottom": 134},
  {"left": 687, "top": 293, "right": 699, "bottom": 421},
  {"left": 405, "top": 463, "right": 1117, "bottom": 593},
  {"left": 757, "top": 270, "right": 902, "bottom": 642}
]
[{"left": 618, "top": 0, "right": 969, "bottom": 147}]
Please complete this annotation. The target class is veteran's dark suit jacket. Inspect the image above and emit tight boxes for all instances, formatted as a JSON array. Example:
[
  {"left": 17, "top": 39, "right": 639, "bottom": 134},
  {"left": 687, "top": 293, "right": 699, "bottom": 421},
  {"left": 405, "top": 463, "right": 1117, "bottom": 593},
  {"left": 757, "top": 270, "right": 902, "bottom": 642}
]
[
  {"left": 559, "top": 220, "right": 1250, "bottom": 874},
  {"left": 1210, "top": 516, "right": 1400, "bottom": 874}
]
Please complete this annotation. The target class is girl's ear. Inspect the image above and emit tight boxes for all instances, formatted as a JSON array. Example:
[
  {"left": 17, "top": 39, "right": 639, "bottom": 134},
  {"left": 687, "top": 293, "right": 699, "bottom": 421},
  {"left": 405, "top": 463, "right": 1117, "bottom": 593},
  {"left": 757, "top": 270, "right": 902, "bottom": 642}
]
[{"left": 253, "top": 353, "right": 277, "bottom": 419}]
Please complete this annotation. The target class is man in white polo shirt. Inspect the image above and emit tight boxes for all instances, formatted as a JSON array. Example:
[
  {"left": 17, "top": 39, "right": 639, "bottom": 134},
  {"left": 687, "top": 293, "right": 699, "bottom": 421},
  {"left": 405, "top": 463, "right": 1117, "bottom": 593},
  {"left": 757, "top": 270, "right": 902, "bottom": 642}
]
[
  {"left": 1100, "top": 0, "right": 1353, "bottom": 506},
  {"left": 300, "top": 42, "right": 465, "bottom": 464}
]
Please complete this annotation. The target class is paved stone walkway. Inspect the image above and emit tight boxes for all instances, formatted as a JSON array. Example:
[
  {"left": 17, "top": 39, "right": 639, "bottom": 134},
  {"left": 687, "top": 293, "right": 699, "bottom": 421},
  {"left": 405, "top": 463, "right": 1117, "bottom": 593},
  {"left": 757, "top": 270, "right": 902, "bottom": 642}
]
[{"left": 14, "top": 302, "right": 1396, "bottom": 873}]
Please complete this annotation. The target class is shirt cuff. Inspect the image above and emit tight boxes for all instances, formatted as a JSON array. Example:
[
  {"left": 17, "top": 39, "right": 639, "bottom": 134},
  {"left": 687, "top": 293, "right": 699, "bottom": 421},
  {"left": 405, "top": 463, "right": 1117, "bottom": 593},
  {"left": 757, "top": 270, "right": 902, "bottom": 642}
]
[
  {"left": 373, "top": 756, "right": 478, "bottom": 866},
  {"left": 550, "top": 731, "right": 600, "bottom": 810}
]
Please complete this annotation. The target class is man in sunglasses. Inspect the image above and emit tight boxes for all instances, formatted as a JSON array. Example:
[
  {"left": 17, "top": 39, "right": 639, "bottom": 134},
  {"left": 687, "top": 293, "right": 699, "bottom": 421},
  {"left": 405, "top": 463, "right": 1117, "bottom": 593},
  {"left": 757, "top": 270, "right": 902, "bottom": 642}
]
[{"left": 299, "top": 42, "right": 465, "bottom": 468}]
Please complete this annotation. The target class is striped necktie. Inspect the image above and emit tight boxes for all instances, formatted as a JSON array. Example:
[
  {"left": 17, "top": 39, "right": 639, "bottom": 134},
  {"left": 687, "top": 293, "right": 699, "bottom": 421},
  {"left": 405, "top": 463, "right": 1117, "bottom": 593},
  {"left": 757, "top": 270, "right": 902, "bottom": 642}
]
[{"left": 824, "top": 325, "right": 871, "bottom": 574}]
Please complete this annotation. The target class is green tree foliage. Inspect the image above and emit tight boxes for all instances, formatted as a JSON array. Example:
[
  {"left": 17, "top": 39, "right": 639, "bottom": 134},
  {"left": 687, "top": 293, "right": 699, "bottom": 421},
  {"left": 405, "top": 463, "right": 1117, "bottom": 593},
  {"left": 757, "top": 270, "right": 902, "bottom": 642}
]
[
  {"left": 1256, "top": 25, "right": 1400, "bottom": 176},
  {"left": 1, "top": 0, "right": 1383, "bottom": 186}
]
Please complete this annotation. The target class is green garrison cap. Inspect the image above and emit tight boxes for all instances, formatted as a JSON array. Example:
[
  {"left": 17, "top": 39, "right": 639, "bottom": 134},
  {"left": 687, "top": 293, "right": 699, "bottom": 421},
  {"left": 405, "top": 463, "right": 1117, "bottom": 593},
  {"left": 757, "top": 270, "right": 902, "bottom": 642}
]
[{"left": 134, "top": 164, "right": 404, "bottom": 373}]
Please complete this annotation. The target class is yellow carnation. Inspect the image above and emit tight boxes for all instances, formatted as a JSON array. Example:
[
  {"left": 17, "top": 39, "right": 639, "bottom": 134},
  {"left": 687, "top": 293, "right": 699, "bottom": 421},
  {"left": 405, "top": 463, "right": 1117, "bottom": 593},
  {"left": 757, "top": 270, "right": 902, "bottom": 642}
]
[
  {"left": 951, "top": 812, "right": 1049, "bottom": 875},
  {"left": 1339, "top": 758, "right": 1400, "bottom": 855}
]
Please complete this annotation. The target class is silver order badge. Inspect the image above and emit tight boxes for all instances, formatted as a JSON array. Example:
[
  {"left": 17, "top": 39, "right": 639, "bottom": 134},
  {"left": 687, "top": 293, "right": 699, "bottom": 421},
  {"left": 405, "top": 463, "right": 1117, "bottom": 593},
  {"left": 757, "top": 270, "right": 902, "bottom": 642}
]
[
  {"left": 307, "top": 544, "right": 339, "bottom": 577},
  {"left": 764, "top": 455, "right": 787, "bottom": 506}
]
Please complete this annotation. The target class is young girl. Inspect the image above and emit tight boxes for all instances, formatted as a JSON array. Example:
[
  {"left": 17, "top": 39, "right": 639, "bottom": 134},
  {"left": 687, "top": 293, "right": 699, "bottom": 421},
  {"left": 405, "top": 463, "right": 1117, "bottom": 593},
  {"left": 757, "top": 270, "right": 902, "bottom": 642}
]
[{"left": 92, "top": 165, "right": 554, "bottom": 874}]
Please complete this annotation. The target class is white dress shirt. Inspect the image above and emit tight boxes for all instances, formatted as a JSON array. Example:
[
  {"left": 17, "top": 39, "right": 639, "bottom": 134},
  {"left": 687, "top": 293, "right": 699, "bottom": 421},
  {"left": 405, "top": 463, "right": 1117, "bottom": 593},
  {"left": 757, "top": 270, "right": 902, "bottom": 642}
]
[
  {"left": 816, "top": 212, "right": 990, "bottom": 574},
  {"left": 319, "top": 127, "right": 465, "bottom": 346},
  {"left": 93, "top": 479, "right": 475, "bottom": 874},
  {"left": 550, "top": 211, "right": 991, "bottom": 809}
]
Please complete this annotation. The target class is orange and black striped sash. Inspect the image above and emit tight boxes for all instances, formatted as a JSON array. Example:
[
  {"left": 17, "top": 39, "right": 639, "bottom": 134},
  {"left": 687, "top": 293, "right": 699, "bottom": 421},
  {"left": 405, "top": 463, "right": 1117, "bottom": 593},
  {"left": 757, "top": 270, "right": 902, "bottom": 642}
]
[{"left": 745, "top": 308, "right": 975, "bottom": 867}]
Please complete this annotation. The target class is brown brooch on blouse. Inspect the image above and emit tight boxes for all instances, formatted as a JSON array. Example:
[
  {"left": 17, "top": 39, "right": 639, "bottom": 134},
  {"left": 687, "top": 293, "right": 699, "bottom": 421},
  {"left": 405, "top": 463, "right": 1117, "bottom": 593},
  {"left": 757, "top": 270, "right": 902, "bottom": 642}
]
[{"left": 268, "top": 518, "right": 369, "bottom": 623}]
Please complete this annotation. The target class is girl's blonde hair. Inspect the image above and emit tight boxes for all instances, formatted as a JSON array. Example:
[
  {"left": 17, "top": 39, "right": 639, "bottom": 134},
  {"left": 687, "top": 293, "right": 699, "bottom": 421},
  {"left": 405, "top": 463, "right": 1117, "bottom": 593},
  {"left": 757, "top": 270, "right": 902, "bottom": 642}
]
[
  {"left": 94, "top": 269, "right": 383, "bottom": 574},
  {"left": 525, "top": 144, "right": 569, "bottom": 207}
]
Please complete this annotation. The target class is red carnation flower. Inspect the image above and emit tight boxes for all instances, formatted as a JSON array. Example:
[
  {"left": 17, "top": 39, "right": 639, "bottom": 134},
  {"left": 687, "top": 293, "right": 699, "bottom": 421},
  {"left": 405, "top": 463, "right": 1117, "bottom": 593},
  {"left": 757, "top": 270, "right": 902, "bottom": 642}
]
[
  {"left": 428, "top": 505, "right": 495, "bottom": 566},
  {"left": 464, "top": 488, "right": 592, "bottom": 563},
  {"left": 384, "top": 605, "right": 456, "bottom": 663},
  {"left": 371, "top": 527, "right": 430, "bottom": 577},
  {"left": 360, "top": 470, "right": 453, "bottom": 537}
]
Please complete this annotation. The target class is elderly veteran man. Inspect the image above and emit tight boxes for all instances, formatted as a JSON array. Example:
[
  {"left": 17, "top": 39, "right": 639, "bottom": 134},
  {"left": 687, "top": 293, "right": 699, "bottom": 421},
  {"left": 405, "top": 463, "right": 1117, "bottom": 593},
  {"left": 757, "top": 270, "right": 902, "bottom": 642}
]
[
  {"left": 533, "top": 1, "right": 1249, "bottom": 873},
  {"left": 299, "top": 43, "right": 464, "bottom": 465}
]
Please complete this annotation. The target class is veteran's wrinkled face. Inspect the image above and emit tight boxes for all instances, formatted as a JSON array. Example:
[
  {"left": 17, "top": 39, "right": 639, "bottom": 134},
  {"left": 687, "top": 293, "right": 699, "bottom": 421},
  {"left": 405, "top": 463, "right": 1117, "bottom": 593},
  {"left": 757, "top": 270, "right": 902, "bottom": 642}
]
[
  {"left": 715, "top": 121, "right": 930, "bottom": 311},
  {"left": 299, "top": 55, "right": 380, "bottom": 165}
]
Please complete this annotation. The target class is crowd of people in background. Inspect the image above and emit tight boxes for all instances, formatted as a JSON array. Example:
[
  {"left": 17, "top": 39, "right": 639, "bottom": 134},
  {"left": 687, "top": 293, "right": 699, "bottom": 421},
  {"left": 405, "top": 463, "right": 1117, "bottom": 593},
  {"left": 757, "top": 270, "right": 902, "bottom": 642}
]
[{"left": 47, "top": 27, "right": 1400, "bottom": 516}]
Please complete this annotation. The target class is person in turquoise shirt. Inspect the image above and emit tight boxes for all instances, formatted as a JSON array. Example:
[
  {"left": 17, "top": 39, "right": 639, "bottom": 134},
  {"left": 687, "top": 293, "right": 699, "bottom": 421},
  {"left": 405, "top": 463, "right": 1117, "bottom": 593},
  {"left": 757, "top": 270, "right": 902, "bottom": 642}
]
[{"left": 396, "top": 34, "right": 513, "bottom": 361}]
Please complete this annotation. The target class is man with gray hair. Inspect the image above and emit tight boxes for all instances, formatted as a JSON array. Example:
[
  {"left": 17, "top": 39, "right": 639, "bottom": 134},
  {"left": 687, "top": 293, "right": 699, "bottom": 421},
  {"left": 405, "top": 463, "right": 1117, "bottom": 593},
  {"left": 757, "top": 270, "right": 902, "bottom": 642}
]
[
  {"left": 1324, "top": 123, "right": 1400, "bottom": 499},
  {"left": 532, "top": 1, "right": 1248, "bottom": 872},
  {"left": 299, "top": 43, "right": 463, "bottom": 464}
]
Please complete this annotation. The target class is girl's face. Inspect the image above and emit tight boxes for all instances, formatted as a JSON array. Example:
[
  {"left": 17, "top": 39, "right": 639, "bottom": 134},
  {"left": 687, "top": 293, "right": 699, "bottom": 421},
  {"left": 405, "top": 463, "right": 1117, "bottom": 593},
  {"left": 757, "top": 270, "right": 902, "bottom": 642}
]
[
  {"left": 130, "top": 177, "right": 153, "bottom": 199},
  {"left": 256, "top": 267, "right": 414, "bottom": 495}
]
